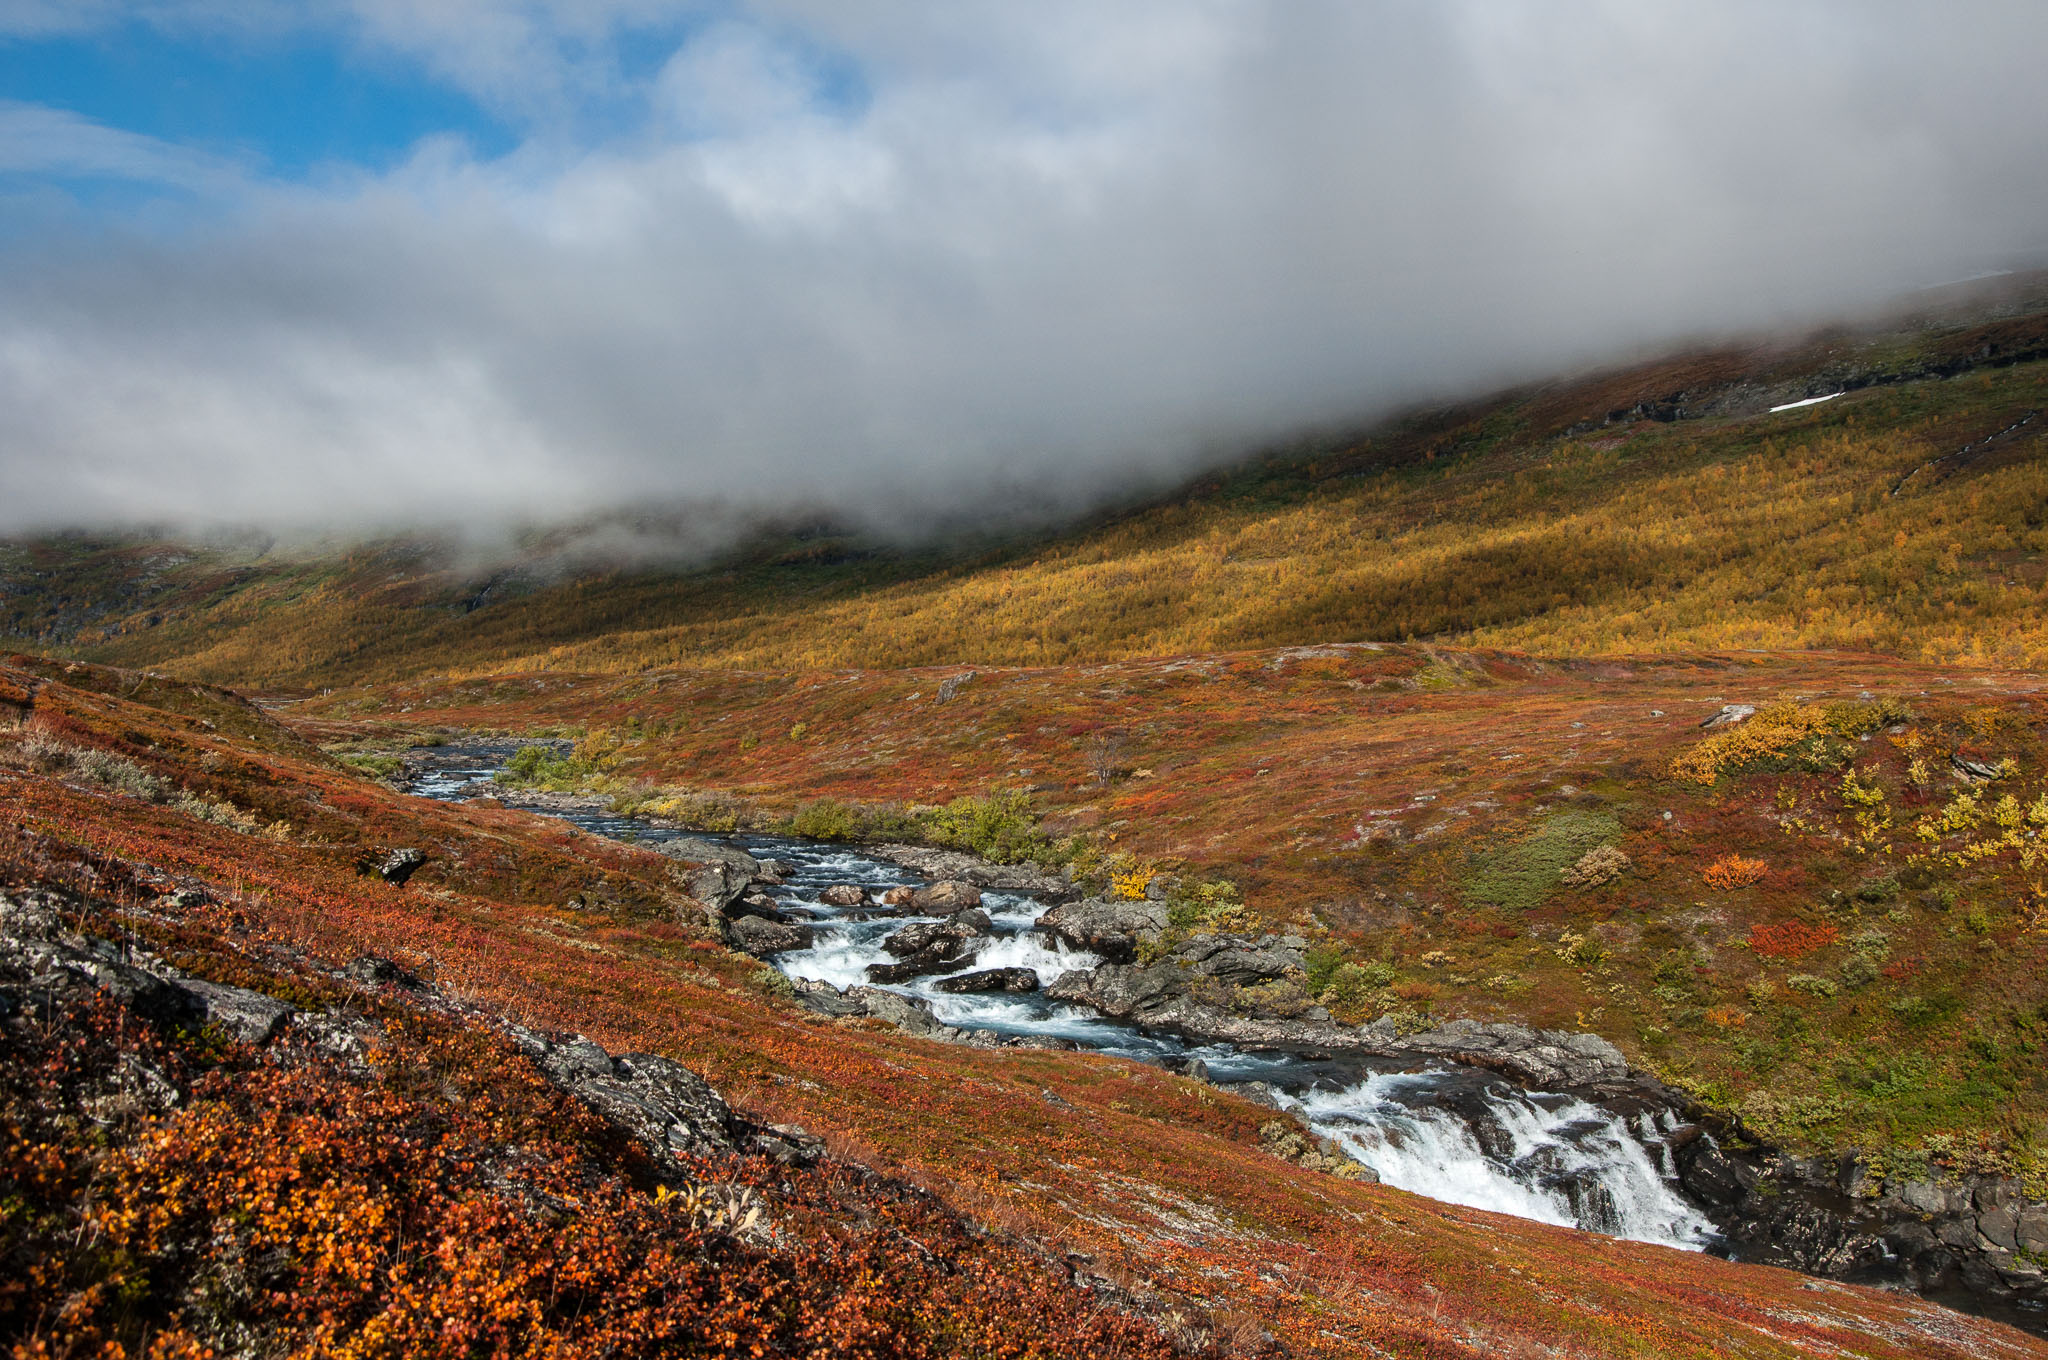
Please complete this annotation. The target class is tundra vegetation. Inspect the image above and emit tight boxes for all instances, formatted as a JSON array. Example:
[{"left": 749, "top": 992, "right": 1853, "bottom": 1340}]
[
  {"left": 6, "top": 302, "right": 2048, "bottom": 1353},
  {"left": 9, "top": 655, "right": 2034, "bottom": 1357}
]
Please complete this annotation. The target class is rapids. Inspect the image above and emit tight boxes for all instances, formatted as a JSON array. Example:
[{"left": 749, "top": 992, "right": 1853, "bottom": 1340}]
[{"left": 413, "top": 750, "right": 1717, "bottom": 1251}]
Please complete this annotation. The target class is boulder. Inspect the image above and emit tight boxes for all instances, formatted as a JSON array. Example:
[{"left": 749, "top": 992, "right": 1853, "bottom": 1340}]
[
  {"left": 378, "top": 847, "right": 426, "bottom": 885},
  {"left": 343, "top": 954, "right": 423, "bottom": 990},
  {"left": 878, "top": 910, "right": 991, "bottom": 975},
  {"left": 507, "top": 1029, "right": 818, "bottom": 1171},
  {"left": 791, "top": 977, "right": 868, "bottom": 1018},
  {"left": 1175, "top": 933, "right": 1306, "bottom": 987},
  {"left": 727, "top": 914, "right": 814, "bottom": 958},
  {"left": 934, "top": 967, "right": 1039, "bottom": 995},
  {"left": 819, "top": 884, "right": 868, "bottom": 907},
  {"left": 684, "top": 862, "right": 750, "bottom": 914},
  {"left": 176, "top": 978, "right": 295, "bottom": 1045},
  {"left": 1951, "top": 754, "right": 2009, "bottom": 783},
  {"left": 1258, "top": 1118, "right": 1377, "bottom": 1182},
  {"left": 883, "top": 920, "right": 974, "bottom": 958},
  {"left": 1673, "top": 1129, "right": 1757, "bottom": 1206},
  {"left": 866, "top": 952, "right": 978, "bottom": 985},
  {"left": 726, "top": 891, "right": 787, "bottom": 922},
  {"left": 870, "top": 845, "right": 1072, "bottom": 898},
  {"left": 846, "top": 986, "right": 939, "bottom": 1035},
  {"left": 1034, "top": 898, "right": 1169, "bottom": 963},
  {"left": 75, "top": 955, "right": 200, "bottom": 1026},
  {"left": 661, "top": 838, "right": 764, "bottom": 914},
  {"left": 1385, "top": 1019, "right": 1631, "bottom": 1089},
  {"left": 911, "top": 880, "right": 982, "bottom": 912},
  {"left": 879, "top": 886, "right": 916, "bottom": 908},
  {"left": 1700, "top": 704, "right": 1756, "bottom": 728}
]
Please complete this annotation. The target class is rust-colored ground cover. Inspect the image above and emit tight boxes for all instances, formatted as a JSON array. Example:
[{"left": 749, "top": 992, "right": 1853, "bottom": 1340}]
[{"left": 6, "top": 653, "right": 2046, "bottom": 1356}]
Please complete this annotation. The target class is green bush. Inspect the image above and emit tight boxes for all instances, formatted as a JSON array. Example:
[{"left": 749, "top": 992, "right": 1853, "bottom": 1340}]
[
  {"left": 916, "top": 791, "right": 1055, "bottom": 864},
  {"left": 1303, "top": 944, "right": 1345, "bottom": 996},
  {"left": 1319, "top": 961, "right": 1397, "bottom": 1011},
  {"left": 343, "top": 753, "right": 405, "bottom": 781},
  {"left": 493, "top": 744, "right": 590, "bottom": 790},
  {"left": 1787, "top": 973, "right": 1839, "bottom": 999},
  {"left": 788, "top": 798, "right": 860, "bottom": 841}
]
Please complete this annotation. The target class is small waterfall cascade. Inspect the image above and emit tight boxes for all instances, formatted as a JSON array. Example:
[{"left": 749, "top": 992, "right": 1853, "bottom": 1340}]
[{"left": 413, "top": 746, "right": 1718, "bottom": 1251}]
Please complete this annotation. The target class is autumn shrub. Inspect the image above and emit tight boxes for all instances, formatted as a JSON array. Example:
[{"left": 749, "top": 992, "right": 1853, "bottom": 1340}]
[
  {"left": 341, "top": 752, "right": 405, "bottom": 781},
  {"left": 1786, "top": 973, "right": 1839, "bottom": 1000},
  {"left": 0, "top": 952, "right": 1189, "bottom": 1360},
  {"left": 1554, "top": 929, "right": 1609, "bottom": 968},
  {"left": 1318, "top": 961, "right": 1397, "bottom": 1014},
  {"left": 624, "top": 787, "right": 752, "bottom": 832},
  {"left": 493, "top": 742, "right": 592, "bottom": 790},
  {"left": 1749, "top": 919, "right": 1839, "bottom": 959},
  {"left": 1559, "top": 844, "right": 1631, "bottom": 889},
  {"left": 1669, "top": 700, "right": 1905, "bottom": 785},
  {"left": 1701, "top": 854, "right": 1768, "bottom": 889}
]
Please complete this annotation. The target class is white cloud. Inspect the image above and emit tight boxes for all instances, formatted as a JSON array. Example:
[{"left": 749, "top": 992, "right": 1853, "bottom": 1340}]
[
  {"left": 1, "top": 1, "right": 2045, "bottom": 535},
  {"left": 0, "top": 101, "right": 250, "bottom": 190}
]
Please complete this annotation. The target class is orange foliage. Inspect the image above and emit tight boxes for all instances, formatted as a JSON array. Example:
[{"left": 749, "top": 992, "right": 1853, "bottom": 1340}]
[
  {"left": 1749, "top": 921, "right": 1840, "bottom": 961},
  {"left": 1702, "top": 855, "right": 1769, "bottom": 890}
]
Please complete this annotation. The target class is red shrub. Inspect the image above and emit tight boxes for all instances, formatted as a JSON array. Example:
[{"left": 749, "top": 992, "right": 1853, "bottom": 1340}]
[{"left": 1749, "top": 920, "right": 1839, "bottom": 960}]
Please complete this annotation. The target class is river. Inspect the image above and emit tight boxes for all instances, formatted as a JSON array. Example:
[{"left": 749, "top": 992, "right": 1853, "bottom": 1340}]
[{"left": 413, "top": 749, "right": 1717, "bottom": 1252}]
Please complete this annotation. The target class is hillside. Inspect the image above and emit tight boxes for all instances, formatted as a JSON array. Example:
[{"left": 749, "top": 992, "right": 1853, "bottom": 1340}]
[
  {"left": 7, "top": 653, "right": 2047, "bottom": 1357},
  {"left": 296, "top": 644, "right": 2048, "bottom": 1191},
  {"left": 5, "top": 283, "right": 2048, "bottom": 686}
]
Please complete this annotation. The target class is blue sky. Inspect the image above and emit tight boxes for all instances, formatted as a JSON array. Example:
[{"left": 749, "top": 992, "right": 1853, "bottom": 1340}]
[
  {"left": 0, "top": 26, "right": 516, "bottom": 176},
  {"left": 0, "top": 2, "right": 2043, "bottom": 534},
  {"left": 0, "top": 5, "right": 873, "bottom": 193}
]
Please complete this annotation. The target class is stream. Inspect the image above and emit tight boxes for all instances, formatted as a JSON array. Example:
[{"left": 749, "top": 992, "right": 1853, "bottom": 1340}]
[{"left": 413, "top": 750, "right": 1718, "bottom": 1253}]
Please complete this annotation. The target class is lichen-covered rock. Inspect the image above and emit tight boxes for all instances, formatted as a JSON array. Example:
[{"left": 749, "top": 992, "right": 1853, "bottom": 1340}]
[
  {"left": 176, "top": 977, "right": 295, "bottom": 1045},
  {"left": 1258, "top": 1118, "right": 1377, "bottom": 1182},
  {"left": 1034, "top": 898, "right": 1168, "bottom": 963},
  {"left": 869, "top": 845, "right": 1071, "bottom": 898},
  {"left": 378, "top": 847, "right": 426, "bottom": 884},
  {"left": 910, "top": 880, "right": 983, "bottom": 912},
  {"left": 727, "top": 914, "right": 814, "bottom": 957},
  {"left": 344, "top": 953, "right": 423, "bottom": 989}
]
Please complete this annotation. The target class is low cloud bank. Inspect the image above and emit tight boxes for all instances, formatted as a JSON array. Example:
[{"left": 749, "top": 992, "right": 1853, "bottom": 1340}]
[{"left": 2, "top": 1, "right": 2045, "bottom": 538}]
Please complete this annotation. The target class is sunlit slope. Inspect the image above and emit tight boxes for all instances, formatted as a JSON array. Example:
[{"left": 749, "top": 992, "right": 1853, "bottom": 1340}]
[
  {"left": 5, "top": 300, "right": 2047, "bottom": 686},
  {"left": 7, "top": 653, "right": 2046, "bottom": 1358},
  {"left": 299, "top": 643, "right": 2048, "bottom": 1178}
]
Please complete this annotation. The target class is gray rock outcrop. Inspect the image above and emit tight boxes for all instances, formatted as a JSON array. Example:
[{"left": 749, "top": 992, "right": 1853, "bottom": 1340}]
[
  {"left": 727, "top": 914, "right": 814, "bottom": 958},
  {"left": 934, "top": 966, "right": 1039, "bottom": 994},
  {"left": 869, "top": 845, "right": 1072, "bottom": 898},
  {"left": 1034, "top": 898, "right": 1169, "bottom": 963}
]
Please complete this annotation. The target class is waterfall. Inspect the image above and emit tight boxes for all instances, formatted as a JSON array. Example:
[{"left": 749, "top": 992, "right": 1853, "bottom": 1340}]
[{"left": 1280, "top": 1074, "right": 1715, "bottom": 1249}]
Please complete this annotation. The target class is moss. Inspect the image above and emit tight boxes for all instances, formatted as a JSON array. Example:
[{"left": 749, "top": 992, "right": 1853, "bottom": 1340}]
[{"left": 1463, "top": 809, "right": 1621, "bottom": 911}]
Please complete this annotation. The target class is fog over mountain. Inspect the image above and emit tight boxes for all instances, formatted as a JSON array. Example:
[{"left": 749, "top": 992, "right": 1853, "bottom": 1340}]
[{"left": 2, "top": 1, "right": 2045, "bottom": 537}]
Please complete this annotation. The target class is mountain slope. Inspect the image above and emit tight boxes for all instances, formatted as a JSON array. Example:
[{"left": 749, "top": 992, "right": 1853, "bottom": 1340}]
[{"left": 5, "top": 287, "right": 2048, "bottom": 686}]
